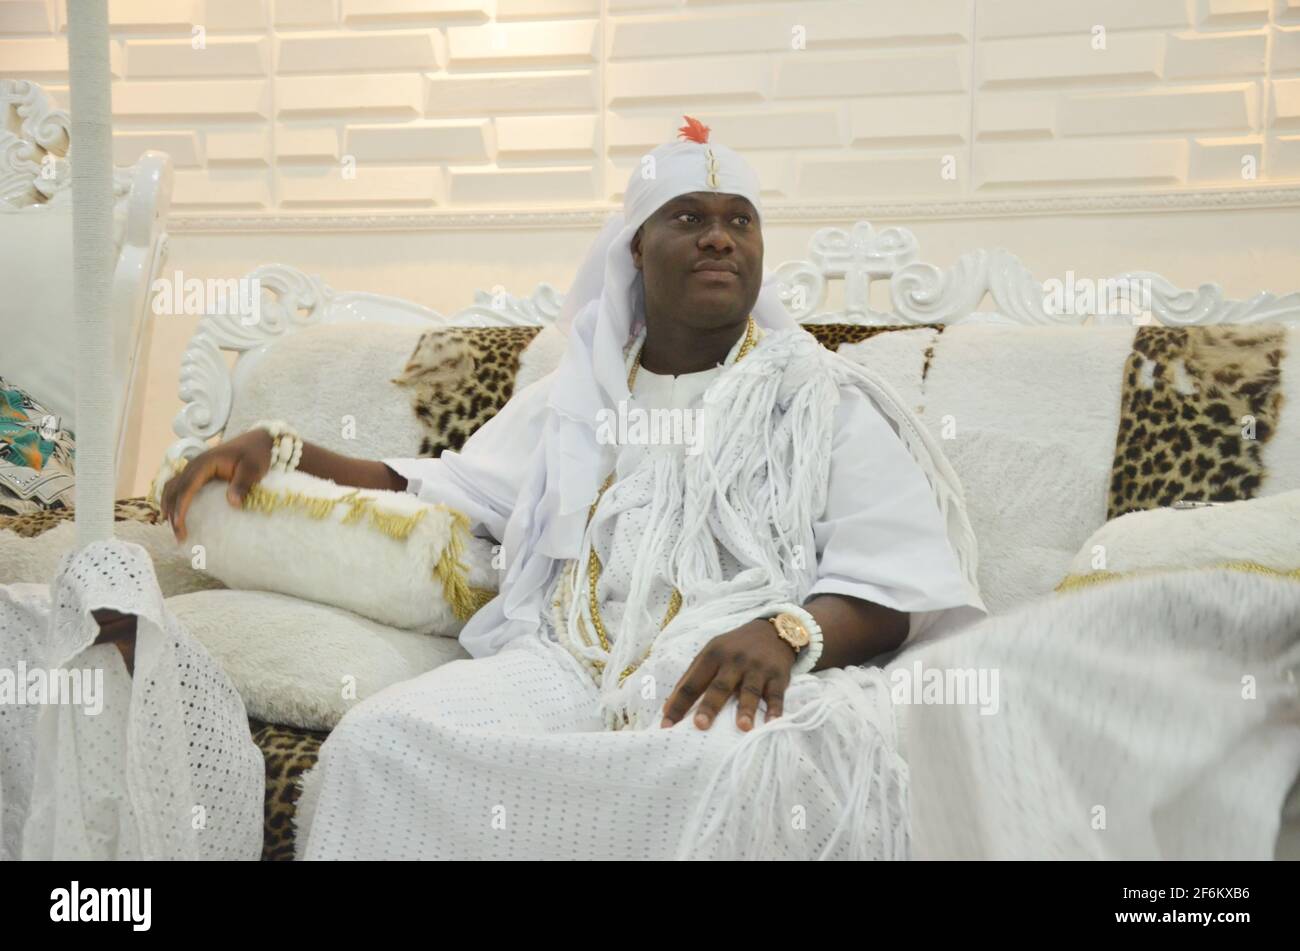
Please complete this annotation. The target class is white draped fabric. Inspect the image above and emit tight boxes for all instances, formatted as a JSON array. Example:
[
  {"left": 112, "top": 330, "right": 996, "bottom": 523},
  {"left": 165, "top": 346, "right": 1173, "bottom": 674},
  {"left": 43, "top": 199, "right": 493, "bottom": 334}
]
[
  {"left": 898, "top": 567, "right": 1300, "bottom": 860},
  {"left": 296, "top": 632, "right": 908, "bottom": 860},
  {"left": 0, "top": 541, "right": 264, "bottom": 860},
  {"left": 383, "top": 336, "right": 984, "bottom": 666}
]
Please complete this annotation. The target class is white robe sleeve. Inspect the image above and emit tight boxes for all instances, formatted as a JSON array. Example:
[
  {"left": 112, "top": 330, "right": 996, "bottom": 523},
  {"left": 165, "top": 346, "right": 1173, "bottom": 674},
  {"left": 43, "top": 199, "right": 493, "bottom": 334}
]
[
  {"left": 807, "top": 386, "right": 985, "bottom": 646},
  {"left": 382, "top": 376, "right": 554, "bottom": 544}
]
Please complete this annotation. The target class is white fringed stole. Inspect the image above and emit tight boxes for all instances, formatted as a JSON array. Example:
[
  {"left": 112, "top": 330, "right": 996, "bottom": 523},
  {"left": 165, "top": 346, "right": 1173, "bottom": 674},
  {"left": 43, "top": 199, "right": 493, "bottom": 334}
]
[
  {"left": 550, "top": 325, "right": 981, "bottom": 858},
  {"left": 675, "top": 665, "right": 911, "bottom": 861}
]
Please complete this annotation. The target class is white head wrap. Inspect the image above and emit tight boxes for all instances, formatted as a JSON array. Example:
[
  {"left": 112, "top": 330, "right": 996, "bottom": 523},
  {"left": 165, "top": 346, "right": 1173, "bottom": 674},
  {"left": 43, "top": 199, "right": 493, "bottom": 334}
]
[
  {"left": 556, "top": 130, "right": 795, "bottom": 334},
  {"left": 552, "top": 124, "right": 798, "bottom": 420},
  {"left": 550, "top": 125, "right": 800, "bottom": 522}
]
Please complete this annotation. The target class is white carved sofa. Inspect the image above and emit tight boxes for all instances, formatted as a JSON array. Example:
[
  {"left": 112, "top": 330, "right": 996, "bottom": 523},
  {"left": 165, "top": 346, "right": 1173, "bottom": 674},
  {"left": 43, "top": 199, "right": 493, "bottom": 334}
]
[
  {"left": 0, "top": 78, "right": 172, "bottom": 500},
  {"left": 150, "top": 226, "right": 1300, "bottom": 858}
]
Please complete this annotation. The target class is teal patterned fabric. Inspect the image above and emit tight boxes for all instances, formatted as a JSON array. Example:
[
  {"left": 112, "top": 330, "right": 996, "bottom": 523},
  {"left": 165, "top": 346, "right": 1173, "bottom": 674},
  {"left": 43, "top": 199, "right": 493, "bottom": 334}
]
[
  {"left": 0, "top": 375, "right": 76, "bottom": 515},
  {"left": 1, "top": 381, "right": 61, "bottom": 472}
]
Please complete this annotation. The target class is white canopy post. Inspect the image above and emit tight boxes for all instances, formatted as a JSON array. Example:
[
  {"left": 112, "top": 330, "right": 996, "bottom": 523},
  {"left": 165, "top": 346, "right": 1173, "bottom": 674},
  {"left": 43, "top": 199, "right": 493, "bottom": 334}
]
[{"left": 67, "top": 0, "right": 115, "bottom": 544}]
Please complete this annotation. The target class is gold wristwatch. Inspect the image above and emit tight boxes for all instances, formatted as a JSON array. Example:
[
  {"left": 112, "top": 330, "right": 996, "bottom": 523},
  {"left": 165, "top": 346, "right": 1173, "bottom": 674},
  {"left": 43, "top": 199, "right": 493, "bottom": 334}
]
[{"left": 767, "top": 612, "right": 810, "bottom": 655}]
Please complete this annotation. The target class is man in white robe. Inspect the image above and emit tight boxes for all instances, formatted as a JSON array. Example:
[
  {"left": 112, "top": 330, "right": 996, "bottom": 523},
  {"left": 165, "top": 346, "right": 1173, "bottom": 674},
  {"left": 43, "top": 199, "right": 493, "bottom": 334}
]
[{"left": 283, "top": 117, "right": 985, "bottom": 859}]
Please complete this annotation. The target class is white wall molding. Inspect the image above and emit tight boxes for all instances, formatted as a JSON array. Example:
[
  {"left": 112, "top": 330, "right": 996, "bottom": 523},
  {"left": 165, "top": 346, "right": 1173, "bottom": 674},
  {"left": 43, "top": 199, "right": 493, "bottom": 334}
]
[{"left": 166, "top": 185, "right": 1300, "bottom": 233}]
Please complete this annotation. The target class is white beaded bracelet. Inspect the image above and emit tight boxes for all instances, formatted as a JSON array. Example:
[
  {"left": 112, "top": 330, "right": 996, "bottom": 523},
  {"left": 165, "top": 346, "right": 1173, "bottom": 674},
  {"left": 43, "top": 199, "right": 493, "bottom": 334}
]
[
  {"left": 276, "top": 433, "right": 303, "bottom": 474},
  {"left": 285, "top": 435, "right": 303, "bottom": 472},
  {"left": 252, "top": 419, "right": 303, "bottom": 474},
  {"left": 768, "top": 601, "right": 824, "bottom": 676}
]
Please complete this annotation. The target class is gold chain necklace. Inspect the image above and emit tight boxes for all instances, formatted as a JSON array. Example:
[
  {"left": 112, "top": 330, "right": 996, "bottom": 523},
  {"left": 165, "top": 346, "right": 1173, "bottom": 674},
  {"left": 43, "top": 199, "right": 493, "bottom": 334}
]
[{"left": 583, "top": 316, "right": 759, "bottom": 686}]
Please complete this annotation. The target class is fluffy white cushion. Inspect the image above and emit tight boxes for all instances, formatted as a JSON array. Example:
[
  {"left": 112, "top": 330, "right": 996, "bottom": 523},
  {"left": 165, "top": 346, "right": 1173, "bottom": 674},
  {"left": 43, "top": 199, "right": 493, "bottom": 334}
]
[
  {"left": 172, "top": 467, "right": 498, "bottom": 634},
  {"left": 515, "top": 323, "right": 568, "bottom": 392},
  {"left": 166, "top": 588, "right": 468, "bottom": 730},
  {"left": 917, "top": 325, "right": 1141, "bottom": 614},
  {"left": 835, "top": 326, "right": 939, "bottom": 415},
  {"left": 224, "top": 322, "right": 429, "bottom": 458},
  {"left": 1059, "top": 489, "right": 1300, "bottom": 588},
  {"left": 836, "top": 324, "right": 1138, "bottom": 615}
]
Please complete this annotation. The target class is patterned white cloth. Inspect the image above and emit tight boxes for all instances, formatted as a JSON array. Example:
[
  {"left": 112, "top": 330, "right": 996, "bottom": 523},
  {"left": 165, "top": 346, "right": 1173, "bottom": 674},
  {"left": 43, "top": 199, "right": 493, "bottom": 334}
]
[
  {"left": 547, "top": 359, "right": 733, "bottom": 689},
  {"left": 0, "top": 540, "right": 263, "bottom": 860},
  {"left": 296, "top": 632, "right": 906, "bottom": 860},
  {"left": 897, "top": 567, "right": 1300, "bottom": 859}
]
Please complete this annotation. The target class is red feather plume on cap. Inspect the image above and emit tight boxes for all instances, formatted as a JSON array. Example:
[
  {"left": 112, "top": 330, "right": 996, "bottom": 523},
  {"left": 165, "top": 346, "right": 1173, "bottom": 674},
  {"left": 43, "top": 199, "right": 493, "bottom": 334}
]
[{"left": 677, "top": 115, "right": 711, "bottom": 144}]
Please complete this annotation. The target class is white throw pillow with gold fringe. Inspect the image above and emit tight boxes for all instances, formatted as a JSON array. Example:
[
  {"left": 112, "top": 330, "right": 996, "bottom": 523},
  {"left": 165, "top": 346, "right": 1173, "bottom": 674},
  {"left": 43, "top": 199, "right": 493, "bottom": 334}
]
[
  {"left": 1057, "top": 489, "right": 1300, "bottom": 593},
  {"left": 154, "top": 463, "right": 498, "bottom": 634}
]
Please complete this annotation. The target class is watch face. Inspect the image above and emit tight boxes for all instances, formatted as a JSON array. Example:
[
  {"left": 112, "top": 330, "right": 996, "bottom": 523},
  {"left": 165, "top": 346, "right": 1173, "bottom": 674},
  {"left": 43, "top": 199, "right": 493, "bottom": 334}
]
[{"left": 774, "top": 613, "right": 810, "bottom": 648}]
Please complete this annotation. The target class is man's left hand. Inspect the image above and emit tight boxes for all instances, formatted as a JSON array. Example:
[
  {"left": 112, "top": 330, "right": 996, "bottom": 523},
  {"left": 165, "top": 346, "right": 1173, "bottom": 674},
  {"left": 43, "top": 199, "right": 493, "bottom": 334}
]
[{"left": 660, "top": 618, "right": 795, "bottom": 732}]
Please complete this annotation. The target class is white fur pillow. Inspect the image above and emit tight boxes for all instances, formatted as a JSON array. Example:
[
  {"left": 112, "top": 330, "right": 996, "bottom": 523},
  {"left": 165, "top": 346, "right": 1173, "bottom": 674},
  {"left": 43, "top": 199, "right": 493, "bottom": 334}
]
[
  {"left": 1058, "top": 489, "right": 1300, "bottom": 590},
  {"left": 167, "top": 589, "right": 468, "bottom": 730},
  {"left": 163, "top": 466, "right": 498, "bottom": 634},
  {"left": 223, "top": 322, "right": 429, "bottom": 460},
  {"left": 515, "top": 323, "right": 568, "bottom": 391}
]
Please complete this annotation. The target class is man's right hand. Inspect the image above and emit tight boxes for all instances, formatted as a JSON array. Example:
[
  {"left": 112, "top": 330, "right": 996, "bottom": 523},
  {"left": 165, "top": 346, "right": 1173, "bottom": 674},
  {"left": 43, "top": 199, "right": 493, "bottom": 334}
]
[{"left": 159, "top": 429, "right": 275, "bottom": 543}]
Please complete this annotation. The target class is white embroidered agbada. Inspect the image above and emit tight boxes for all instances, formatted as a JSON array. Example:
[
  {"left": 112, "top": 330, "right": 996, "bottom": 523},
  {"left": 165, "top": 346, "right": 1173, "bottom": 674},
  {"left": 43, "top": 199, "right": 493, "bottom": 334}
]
[
  {"left": 0, "top": 541, "right": 264, "bottom": 860},
  {"left": 295, "top": 121, "right": 987, "bottom": 860}
]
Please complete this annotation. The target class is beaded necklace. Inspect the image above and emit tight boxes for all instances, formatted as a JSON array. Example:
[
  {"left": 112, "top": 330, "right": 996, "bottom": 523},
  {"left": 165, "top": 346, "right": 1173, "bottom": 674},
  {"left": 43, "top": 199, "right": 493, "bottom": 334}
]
[{"left": 580, "top": 315, "right": 759, "bottom": 686}]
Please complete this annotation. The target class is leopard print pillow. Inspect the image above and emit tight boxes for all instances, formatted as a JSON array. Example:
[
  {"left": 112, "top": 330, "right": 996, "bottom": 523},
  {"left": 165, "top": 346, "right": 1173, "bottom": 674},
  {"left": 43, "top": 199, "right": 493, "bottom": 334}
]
[
  {"left": 395, "top": 326, "right": 541, "bottom": 458},
  {"left": 1108, "top": 325, "right": 1287, "bottom": 518}
]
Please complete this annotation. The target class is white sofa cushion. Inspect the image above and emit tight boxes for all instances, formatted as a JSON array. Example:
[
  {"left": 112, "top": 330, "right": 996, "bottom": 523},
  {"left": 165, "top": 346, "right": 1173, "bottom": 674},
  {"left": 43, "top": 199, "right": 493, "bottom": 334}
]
[
  {"left": 0, "top": 208, "right": 78, "bottom": 427},
  {"left": 166, "top": 588, "right": 469, "bottom": 731},
  {"left": 1059, "top": 489, "right": 1300, "bottom": 588},
  {"left": 910, "top": 325, "right": 1138, "bottom": 614},
  {"left": 835, "top": 324, "right": 1136, "bottom": 614},
  {"left": 0, "top": 518, "right": 225, "bottom": 597},
  {"left": 225, "top": 322, "right": 429, "bottom": 457}
]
